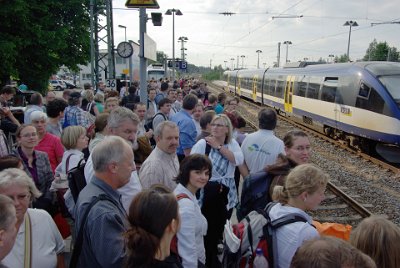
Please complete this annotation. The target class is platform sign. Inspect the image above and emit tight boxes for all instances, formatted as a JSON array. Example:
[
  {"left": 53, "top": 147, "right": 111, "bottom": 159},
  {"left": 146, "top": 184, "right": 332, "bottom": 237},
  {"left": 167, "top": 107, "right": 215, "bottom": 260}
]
[
  {"left": 106, "top": 79, "right": 117, "bottom": 91},
  {"left": 179, "top": 61, "right": 187, "bottom": 70},
  {"left": 125, "top": 0, "right": 159, "bottom": 8}
]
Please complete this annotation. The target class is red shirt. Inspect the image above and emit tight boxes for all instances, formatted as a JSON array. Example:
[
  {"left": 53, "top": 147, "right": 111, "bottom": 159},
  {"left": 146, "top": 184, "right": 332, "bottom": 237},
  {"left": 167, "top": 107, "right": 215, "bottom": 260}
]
[{"left": 35, "top": 132, "right": 64, "bottom": 173}]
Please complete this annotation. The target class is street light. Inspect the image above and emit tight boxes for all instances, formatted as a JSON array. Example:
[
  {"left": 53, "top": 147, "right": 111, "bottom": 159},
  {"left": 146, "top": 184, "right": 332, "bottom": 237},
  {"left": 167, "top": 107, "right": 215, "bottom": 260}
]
[
  {"left": 256, "top": 50, "right": 262, "bottom": 68},
  {"left": 224, "top": 60, "right": 228, "bottom": 69},
  {"left": 165, "top": 8, "right": 183, "bottom": 81},
  {"left": 241, "top": 55, "right": 245, "bottom": 68},
  {"left": 328, "top": 54, "right": 335, "bottom": 63},
  {"left": 230, "top": 58, "right": 235, "bottom": 69},
  {"left": 178, "top": 36, "right": 188, "bottom": 61},
  {"left": 283, "top": 41, "right": 292, "bottom": 63},
  {"left": 343, "top": 20, "right": 358, "bottom": 61}
]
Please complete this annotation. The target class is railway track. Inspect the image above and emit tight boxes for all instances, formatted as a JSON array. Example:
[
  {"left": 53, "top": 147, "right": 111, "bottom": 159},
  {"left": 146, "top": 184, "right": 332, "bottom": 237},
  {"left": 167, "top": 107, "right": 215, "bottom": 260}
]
[{"left": 209, "top": 82, "right": 375, "bottom": 225}]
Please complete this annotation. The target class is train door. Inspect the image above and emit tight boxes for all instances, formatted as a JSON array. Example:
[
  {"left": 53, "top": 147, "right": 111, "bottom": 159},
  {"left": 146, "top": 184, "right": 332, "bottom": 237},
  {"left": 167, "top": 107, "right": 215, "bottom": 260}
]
[
  {"left": 252, "top": 75, "right": 258, "bottom": 101},
  {"left": 284, "top": 75, "right": 295, "bottom": 113}
]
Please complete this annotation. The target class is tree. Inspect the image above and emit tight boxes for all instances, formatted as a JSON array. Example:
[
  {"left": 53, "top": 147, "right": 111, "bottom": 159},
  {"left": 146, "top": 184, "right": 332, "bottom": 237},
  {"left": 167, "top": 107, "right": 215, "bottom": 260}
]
[
  {"left": 0, "top": 0, "right": 90, "bottom": 91},
  {"left": 363, "top": 39, "right": 399, "bottom": 62},
  {"left": 334, "top": 54, "right": 349, "bottom": 63}
]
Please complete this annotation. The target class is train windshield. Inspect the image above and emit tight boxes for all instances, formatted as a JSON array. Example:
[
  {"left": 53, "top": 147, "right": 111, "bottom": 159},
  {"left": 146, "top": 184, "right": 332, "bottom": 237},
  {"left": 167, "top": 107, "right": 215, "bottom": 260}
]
[{"left": 379, "top": 75, "right": 400, "bottom": 105}]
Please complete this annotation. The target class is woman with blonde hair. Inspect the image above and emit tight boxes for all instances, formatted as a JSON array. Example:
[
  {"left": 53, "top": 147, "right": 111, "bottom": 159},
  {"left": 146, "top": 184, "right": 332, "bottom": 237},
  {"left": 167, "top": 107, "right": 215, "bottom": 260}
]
[
  {"left": 104, "top": 97, "right": 119, "bottom": 112},
  {"left": 269, "top": 164, "right": 329, "bottom": 268},
  {"left": 350, "top": 215, "right": 400, "bottom": 268},
  {"left": 0, "top": 168, "right": 65, "bottom": 268},
  {"left": 191, "top": 113, "right": 244, "bottom": 267},
  {"left": 81, "top": 89, "right": 100, "bottom": 116}
]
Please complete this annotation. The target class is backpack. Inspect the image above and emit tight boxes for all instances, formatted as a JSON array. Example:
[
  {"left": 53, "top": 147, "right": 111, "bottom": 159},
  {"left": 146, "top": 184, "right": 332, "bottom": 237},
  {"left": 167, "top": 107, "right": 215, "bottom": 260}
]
[
  {"left": 67, "top": 159, "right": 87, "bottom": 203},
  {"left": 145, "top": 112, "right": 167, "bottom": 130},
  {"left": 222, "top": 202, "right": 309, "bottom": 268},
  {"left": 236, "top": 170, "right": 273, "bottom": 222}
]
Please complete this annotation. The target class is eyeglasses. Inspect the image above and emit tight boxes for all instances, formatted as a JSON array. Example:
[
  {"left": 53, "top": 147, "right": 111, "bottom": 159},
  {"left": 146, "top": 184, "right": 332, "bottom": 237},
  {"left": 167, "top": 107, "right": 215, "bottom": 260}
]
[
  {"left": 20, "top": 132, "right": 37, "bottom": 138},
  {"left": 211, "top": 123, "right": 226, "bottom": 128}
]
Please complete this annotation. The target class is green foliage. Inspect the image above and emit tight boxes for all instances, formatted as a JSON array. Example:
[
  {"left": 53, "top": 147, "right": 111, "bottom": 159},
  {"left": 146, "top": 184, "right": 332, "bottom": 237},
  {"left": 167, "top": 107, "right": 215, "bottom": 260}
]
[
  {"left": 0, "top": 0, "right": 90, "bottom": 92},
  {"left": 335, "top": 54, "right": 349, "bottom": 63},
  {"left": 363, "top": 39, "right": 399, "bottom": 61}
]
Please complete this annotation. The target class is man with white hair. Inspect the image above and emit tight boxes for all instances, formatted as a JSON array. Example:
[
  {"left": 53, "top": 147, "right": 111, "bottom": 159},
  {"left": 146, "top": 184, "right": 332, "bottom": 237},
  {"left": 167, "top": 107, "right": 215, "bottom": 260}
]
[
  {"left": 31, "top": 111, "right": 64, "bottom": 172},
  {"left": 83, "top": 107, "right": 142, "bottom": 212},
  {"left": 73, "top": 136, "right": 134, "bottom": 267}
]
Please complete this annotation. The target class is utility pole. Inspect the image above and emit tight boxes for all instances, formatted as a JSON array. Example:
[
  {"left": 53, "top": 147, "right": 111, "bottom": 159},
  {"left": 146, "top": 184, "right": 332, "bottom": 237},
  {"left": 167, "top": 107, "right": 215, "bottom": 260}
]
[
  {"left": 210, "top": 59, "right": 212, "bottom": 69},
  {"left": 89, "top": 0, "right": 115, "bottom": 90},
  {"left": 277, "top": 42, "right": 281, "bottom": 67},
  {"left": 139, "top": 8, "right": 148, "bottom": 103}
]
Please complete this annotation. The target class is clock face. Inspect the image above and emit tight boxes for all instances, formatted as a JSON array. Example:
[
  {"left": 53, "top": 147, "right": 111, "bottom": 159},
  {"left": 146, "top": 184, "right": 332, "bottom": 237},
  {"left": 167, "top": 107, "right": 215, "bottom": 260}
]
[{"left": 117, "top": 41, "right": 133, "bottom": 58}]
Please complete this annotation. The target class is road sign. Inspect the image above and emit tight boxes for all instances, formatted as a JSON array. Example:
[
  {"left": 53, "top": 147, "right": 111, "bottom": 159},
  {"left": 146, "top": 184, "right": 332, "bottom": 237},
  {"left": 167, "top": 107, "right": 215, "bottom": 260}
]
[
  {"left": 125, "top": 0, "right": 159, "bottom": 8},
  {"left": 179, "top": 61, "right": 187, "bottom": 70},
  {"left": 106, "top": 79, "right": 117, "bottom": 91}
]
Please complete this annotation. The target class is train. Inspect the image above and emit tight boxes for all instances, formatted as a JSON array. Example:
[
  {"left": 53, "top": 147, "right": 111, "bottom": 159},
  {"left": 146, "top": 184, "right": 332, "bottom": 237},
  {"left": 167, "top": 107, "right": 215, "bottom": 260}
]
[
  {"left": 147, "top": 63, "right": 171, "bottom": 81},
  {"left": 220, "top": 61, "right": 400, "bottom": 162}
]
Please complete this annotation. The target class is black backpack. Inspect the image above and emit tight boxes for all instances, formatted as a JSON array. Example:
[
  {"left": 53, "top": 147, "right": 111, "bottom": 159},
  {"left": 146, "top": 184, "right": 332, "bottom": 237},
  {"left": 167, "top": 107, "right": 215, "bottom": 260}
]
[
  {"left": 145, "top": 112, "right": 167, "bottom": 130},
  {"left": 236, "top": 170, "right": 273, "bottom": 221},
  {"left": 67, "top": 159, "right": 87, "bottom": 203}
]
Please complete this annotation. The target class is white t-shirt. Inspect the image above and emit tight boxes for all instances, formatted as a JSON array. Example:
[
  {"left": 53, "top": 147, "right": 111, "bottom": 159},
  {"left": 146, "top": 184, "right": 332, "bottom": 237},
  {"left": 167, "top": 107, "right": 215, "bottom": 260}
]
[
  {"left": 3, "top": 209, "right": 65, "bottom": 268},
  {"left": 241, "top": 129, "right": 285, "bottom": 173}
]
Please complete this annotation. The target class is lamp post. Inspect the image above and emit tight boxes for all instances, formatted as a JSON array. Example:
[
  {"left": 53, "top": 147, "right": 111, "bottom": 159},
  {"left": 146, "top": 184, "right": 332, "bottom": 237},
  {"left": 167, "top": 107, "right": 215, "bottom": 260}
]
[
  {"left": 178, "top": 36, "right": 188, "bottom": 61},
  {"left": 224, "top": 60, "right": 227, "bottom": 69},
  {"left": 241, "top": 55, "right": 245, "bottom": 68},
  {"left": 283, "top": 41, "right": 292, "bottom": 63},
  {"left": 343, "top": 20, "right": 358, "bottom": 61},
  {"left": 256, "top": 50, "right": 262, "bottom": 68},
  {"left": 165, "top": 8, "right": 183, "bottom": 81},
  {"left": 328, "top": 54, "right": 335, "bottom": 63},
  {"left": 118, "top": 25, "right": 128, "bottom": 86},
  {"left": 230, "top": 58, "right": 235, "bottom": 69}
]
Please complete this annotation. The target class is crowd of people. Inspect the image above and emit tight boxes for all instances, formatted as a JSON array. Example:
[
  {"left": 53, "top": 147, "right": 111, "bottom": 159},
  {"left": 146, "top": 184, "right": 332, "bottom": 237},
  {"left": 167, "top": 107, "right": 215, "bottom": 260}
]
[{"left": 0, "top": 79, "right": 399, "bottom": 268}]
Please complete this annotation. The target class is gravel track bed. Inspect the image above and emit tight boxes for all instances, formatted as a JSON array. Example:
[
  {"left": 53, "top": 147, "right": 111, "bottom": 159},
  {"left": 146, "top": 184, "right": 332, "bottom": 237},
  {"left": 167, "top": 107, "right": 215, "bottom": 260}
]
[{"left": 210, "top": 84, "right": 400, "bottom": 226}]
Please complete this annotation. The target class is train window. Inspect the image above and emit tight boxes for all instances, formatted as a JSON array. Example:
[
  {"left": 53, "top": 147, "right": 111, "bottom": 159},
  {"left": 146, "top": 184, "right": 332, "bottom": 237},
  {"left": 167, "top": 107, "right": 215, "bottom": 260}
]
[
  {"left": 294, "top": 76, "right": 307, "bottom": 97},
  {"left": 358, "top": 83, "right": 370, "bottom": 99},
  {"left": 356, "top": 85, "right": 384, "bottom": 114},
  {"left": 379, "top": 75, "right": 400, "bottom": 107},
  {"left": 276, "top": 79, "right": 285, "bottom": 98},
  {"left": 306, "top": 77, "right": 321, "bottom": 99},
  {"left": 268, "top": 79, "right": 276, "bottom": 96},
  {"left": 321, "top": 78, "right": 338, "bottom": 103},
  {"left": 256, "top": 79, "right": 262, "bottom": 93}
]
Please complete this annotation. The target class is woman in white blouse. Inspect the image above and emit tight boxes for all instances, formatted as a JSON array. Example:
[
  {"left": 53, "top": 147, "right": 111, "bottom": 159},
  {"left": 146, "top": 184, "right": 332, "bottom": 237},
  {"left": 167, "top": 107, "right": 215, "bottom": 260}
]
[
  {"left": 190, "top": 114, "right": 244, "bottom": 267},
  {"left": 174, "top": 154, "right": 212, "bottom": 268}
]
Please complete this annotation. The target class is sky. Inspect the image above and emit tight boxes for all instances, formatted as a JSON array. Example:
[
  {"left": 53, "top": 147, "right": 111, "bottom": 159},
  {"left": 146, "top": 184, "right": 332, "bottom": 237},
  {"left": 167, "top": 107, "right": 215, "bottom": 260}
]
[{"left": 112, "top": 0, "right": 400, "bottom": 68}]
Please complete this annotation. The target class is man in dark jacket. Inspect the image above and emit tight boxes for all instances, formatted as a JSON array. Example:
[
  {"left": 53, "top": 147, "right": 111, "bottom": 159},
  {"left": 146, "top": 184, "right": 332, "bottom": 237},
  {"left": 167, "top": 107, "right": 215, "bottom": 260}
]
[{"left": 121, "top": 85, "right": 140, "bottom": 110}]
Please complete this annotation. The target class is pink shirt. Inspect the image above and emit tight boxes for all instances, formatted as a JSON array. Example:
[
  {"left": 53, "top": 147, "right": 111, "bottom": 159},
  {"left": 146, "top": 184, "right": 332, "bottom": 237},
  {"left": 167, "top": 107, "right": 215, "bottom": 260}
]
[{"left": 35, "top": 132, "right": 64, "bottom": 173}]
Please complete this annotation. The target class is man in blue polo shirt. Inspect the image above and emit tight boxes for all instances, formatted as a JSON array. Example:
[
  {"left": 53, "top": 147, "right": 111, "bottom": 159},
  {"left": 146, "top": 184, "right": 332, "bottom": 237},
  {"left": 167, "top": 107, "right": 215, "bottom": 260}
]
[{"left": 171, "top": 94, "right": 198, "bottom": 162}]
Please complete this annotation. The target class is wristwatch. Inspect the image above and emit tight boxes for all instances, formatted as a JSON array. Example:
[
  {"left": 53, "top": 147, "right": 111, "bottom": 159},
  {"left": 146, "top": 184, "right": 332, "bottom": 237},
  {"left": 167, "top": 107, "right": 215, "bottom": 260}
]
[{"left": 217, "top": 145, "right": 223, "bottom": 150}]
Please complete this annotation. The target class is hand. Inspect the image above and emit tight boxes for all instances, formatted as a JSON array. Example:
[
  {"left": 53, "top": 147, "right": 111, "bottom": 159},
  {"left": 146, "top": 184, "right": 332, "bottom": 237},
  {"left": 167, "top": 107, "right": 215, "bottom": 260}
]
[
  {"left": 1, "top": 107, "right": 12, "bottom": 117},
  {"left": 145, "top": 129, "right": 153, "bottom": 138},
  {"left": 205, "top": 136, "right": 221, "bottom": 149}
]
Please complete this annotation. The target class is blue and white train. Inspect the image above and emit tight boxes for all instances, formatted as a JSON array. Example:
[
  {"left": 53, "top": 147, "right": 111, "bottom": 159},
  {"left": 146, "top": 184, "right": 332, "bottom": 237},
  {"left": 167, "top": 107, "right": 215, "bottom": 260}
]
[{"left": 221, "top": 61, "right": 400, "bottom": 161}]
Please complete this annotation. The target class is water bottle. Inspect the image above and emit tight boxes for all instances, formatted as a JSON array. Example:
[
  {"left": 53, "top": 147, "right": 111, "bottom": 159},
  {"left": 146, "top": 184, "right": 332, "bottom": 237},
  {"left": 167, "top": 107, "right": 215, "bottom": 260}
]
[{"left": 253, "top": 248, "right": 269, "bottom": 268}]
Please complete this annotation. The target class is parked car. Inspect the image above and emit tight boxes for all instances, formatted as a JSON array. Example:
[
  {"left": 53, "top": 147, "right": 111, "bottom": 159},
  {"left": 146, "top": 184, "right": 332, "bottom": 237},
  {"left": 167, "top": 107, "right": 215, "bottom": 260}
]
[
  {"left": 50, "top": 80, "right": 66, "bottom": 91},
  {"left": 62, "top": 80, "right": 77, "bottom": 89}
]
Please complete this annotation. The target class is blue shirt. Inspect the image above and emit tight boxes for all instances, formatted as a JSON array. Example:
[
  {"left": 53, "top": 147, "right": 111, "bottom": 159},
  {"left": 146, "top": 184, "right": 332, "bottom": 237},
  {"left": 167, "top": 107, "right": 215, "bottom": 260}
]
[
  {"left": 215, "top": 103, "right": 224, "bottom": 114},
  {"left": 73, "top": 177, "right": 128, "bottom": 268},
  {"left": 171, "top": 109, "right": 197, "bottom": 155}
]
